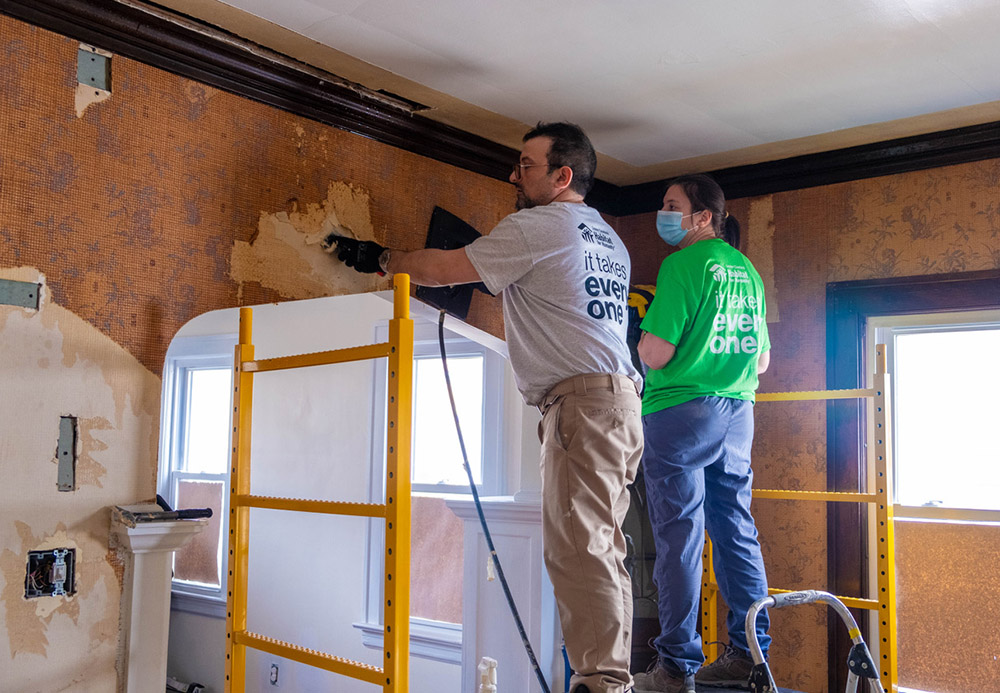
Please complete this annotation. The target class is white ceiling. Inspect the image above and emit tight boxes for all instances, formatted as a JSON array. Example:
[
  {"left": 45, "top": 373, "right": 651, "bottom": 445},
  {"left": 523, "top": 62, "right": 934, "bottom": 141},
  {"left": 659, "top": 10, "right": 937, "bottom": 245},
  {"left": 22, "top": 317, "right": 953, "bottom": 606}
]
[{"left": 179, "top": 0, "right": 1000, "bottom": 184}]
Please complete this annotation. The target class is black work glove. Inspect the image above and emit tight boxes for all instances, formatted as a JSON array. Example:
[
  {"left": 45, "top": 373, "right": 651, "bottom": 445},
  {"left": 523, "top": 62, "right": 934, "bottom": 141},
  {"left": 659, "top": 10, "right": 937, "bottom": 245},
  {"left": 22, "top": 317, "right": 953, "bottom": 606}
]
[{"left": 323, "top": 233, "right": 386, "bottom": 275}]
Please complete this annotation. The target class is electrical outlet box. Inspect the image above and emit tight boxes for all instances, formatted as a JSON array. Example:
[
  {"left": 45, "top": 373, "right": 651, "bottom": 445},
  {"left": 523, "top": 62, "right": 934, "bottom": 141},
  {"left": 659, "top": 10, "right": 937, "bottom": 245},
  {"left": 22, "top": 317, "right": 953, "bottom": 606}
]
[{"left": 25, "top": 548, "right": 75, "bottom": 598}]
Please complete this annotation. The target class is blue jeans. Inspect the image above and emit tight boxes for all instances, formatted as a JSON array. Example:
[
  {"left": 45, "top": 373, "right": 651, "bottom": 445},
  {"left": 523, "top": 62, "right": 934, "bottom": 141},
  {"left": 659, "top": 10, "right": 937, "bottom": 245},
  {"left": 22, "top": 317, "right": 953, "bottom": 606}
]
[{"left": 641, "top": 396, "right": 770, "bottom": 675}]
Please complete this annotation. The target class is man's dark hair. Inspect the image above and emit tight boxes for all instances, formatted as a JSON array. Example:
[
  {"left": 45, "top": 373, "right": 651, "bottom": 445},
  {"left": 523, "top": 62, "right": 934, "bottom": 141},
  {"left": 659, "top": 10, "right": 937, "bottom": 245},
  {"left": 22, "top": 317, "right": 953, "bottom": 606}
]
[{"left": 523, "top": 122, "right": 597, "bottom": 196}]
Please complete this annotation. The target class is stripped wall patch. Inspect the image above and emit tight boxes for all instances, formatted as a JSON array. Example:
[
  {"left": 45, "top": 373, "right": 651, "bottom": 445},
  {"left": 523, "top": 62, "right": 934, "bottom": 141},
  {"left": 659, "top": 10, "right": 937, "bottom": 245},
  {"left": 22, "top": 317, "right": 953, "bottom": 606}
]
[
  {"left": 230, "top": 181, "right": 390, "bottom": 300},
  {"left": 747, "top": 195, "right": 780, "bottom": 323}
]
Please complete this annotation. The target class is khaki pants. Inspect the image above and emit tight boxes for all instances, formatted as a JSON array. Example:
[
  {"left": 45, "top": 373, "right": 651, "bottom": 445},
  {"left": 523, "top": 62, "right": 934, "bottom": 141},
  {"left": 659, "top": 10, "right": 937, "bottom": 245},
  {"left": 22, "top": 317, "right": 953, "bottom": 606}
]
[{"left": 538, "top": 374, "right": 643, "bottom": 693}]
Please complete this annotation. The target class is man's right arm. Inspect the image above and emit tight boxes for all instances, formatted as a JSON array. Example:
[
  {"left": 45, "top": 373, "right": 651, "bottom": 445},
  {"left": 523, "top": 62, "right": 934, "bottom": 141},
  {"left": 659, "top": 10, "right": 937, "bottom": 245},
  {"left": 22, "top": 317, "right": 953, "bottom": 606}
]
[
  {"left": 382, "top": 247, "right": 482, "bottom": 287},
  {"left": 324, "top": 235, "right": 482, "bottom": 287}
]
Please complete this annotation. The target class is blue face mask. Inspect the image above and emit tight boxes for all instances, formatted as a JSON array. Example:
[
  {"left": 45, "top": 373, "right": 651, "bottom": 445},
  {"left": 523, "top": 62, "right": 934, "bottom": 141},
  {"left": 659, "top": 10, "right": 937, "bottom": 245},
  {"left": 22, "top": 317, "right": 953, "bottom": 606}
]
[{"left": 656, "top": 210, "right": 690, "bottom": 246}]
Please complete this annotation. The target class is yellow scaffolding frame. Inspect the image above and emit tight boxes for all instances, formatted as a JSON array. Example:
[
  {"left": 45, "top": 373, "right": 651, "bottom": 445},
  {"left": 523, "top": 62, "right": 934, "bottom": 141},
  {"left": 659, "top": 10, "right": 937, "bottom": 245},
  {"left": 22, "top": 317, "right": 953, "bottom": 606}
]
[
  {"left": 701, "top": 344, "right": 897, "bottom": 692},
  {"left": 225, "top": 275, "right": 414, "bottom": 693}
]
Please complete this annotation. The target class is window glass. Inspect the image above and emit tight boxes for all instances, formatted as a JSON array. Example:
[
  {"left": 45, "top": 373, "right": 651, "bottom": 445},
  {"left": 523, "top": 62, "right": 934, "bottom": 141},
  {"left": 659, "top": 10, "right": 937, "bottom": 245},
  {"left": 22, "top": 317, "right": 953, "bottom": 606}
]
[
  {"left": 893, "top": 327, "right": 1000, "bottom": 510},
  {"left": 412, "top": 355, "right": 484, "bottom": 486},
  {"left": 183, "top": 368, "right": 232, "bottom": 474}
]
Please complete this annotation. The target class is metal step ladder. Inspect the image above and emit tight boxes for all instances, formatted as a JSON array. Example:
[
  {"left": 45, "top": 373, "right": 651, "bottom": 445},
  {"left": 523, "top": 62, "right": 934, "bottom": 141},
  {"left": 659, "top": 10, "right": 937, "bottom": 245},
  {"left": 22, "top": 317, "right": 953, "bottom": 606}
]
[{"left": 745, "top": 590, "right": 882, "bottom": 693}]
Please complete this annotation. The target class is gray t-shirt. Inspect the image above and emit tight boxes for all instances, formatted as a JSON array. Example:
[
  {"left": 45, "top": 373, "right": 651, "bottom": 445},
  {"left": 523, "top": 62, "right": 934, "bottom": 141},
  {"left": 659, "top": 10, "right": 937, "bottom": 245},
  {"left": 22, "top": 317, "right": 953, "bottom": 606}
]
[{"left": 465, "top": 202, "right": 640, "bottom": 405}]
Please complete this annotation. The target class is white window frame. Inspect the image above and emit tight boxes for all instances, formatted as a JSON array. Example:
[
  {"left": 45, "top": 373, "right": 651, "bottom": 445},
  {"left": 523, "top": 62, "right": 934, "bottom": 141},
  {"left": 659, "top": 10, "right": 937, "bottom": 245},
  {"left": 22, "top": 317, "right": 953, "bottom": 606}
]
[
  {"left": 353, "top": 320, "right": 510, "bottom": 662},
  {"left": 372, "top": 321, "right": 505, "bottom": 497},
  {"left": 868, "top": 309, "right": 1000, "bottom": 525},
  {"left": 158, "top": 333, "right": 236, "bottom": 618}
]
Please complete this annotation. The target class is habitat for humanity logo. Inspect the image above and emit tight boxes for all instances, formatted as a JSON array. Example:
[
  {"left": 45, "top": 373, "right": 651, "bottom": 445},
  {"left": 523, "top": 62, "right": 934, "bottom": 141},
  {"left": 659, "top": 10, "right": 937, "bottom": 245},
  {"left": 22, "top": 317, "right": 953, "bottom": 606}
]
[
  {"left": 579, "top": 223, "right": 614, "bottom": 249},
  {"left": 709, "top": 263, "right": 726, "bottom": 281}
]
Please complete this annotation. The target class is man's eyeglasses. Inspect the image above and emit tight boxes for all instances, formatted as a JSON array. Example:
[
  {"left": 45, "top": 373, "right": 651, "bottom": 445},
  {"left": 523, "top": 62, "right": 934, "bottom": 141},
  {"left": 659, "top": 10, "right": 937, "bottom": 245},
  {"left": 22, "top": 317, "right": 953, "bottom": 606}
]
[{"left": 511, "top": 162, "right": 551, "bottom": 179}]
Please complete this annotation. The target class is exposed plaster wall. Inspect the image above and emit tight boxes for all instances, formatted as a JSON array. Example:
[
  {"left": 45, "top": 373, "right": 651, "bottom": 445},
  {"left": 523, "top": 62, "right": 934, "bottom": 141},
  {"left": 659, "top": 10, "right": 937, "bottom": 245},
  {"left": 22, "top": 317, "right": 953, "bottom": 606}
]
[{"left": 0, "top": 267, "right": 159, "bottom": 692}]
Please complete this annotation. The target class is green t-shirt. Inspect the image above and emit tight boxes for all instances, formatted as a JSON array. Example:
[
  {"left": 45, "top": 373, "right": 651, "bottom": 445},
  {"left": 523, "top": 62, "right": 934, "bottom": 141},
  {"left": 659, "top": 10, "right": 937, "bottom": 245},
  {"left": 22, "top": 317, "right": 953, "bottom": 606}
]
[{"left": 641, "top": 239, "right": 769, "bottom": 415}]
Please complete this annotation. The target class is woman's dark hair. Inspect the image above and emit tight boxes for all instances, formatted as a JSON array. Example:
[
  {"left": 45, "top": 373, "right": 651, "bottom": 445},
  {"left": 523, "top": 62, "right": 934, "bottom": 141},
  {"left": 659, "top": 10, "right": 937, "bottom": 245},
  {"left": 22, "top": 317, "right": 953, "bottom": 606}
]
[
  {"left": 523, "top": 121, "right": 597, "bottom": 196},
  {"left": 665, "top": 173, "right": 741, "bottom": 248}
]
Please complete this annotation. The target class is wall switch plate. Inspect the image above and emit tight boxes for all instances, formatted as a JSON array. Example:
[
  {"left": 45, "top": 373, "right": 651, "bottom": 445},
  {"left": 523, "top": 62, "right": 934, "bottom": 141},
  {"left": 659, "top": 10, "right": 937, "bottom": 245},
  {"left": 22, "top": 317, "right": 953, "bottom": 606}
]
[{"left": 25, "top": 548, "right": 75, "bottom": 598}]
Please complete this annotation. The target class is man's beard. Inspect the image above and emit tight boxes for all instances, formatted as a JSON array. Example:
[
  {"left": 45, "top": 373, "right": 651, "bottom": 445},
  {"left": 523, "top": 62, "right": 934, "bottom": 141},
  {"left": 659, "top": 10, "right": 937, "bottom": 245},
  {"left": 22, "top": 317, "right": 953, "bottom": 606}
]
[{"left": 515, "top": 188, "right": 536, "bottom": 211}]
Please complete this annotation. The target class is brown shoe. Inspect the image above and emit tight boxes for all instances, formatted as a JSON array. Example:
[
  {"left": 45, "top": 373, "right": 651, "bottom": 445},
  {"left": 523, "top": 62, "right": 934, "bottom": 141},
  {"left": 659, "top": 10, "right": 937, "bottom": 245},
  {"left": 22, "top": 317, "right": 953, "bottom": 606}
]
[
  {"left": 633, "top": 660, "right": 696, "bottom": 693},
  {"left": 694, "top": 642, "right": 754, "bottom": 688}
]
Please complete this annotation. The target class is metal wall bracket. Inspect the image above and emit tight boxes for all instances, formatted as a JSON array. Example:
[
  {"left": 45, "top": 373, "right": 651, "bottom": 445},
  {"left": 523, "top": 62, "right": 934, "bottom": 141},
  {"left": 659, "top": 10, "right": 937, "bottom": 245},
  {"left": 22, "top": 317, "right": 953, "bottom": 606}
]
[
  {"left": 0, "top": 279, "right": 41, "bottom": 310},
  {"left": 57, "top": 416, "right": 77, "bottom": 492},
  {"left": 77, "top": 45, "right": 111, "bottom": 92}
]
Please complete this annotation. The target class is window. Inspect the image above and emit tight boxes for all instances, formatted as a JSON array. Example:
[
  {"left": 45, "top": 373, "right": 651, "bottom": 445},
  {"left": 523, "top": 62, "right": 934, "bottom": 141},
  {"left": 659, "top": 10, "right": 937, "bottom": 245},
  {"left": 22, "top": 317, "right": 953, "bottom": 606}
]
[
  {"left": 158, "top": 334, "right": 236, "bottom": 616},
  {"left": 356, "top": 321, "right": 510, "bottom": 661},
  {"left": 372, "top": 322, "right": 505, "bottom": 496},
  {"left": 870, "top": 310, "right": 1000, "bottom": 519}
]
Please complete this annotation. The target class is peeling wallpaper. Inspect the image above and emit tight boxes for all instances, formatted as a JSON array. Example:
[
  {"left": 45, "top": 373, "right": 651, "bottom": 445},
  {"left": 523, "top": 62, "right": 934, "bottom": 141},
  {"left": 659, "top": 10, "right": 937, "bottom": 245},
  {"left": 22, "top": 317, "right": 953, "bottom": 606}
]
[
  {"left": 229, "top": 181, "right": 388, "bottom": 301},
  {"left": 0, "top": 17, "right": 510, "bottom": 379}
]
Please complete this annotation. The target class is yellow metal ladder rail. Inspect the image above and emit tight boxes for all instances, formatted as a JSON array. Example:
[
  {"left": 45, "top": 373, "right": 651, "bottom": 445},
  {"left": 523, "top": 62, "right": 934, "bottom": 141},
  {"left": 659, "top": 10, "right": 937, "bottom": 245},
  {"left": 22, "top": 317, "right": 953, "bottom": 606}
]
[
  {"left": 225, "top": 275, "right": 414, "bottom": 693},
  {"left": 700, "top": 344, "right": 897, "bottom": 693}
]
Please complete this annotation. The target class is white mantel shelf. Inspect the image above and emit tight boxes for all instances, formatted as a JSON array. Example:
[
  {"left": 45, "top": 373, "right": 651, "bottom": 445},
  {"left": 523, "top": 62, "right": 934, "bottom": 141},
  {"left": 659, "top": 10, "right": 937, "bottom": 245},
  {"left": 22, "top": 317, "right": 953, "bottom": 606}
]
[{"left": 112, "top": 505, "right": 208, "bottom": 693}]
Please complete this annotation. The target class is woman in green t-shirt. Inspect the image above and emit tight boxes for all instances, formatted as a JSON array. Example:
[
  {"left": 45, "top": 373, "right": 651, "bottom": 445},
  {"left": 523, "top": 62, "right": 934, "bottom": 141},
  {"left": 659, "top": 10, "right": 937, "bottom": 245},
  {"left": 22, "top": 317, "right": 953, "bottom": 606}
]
[{"left": 633, "top": 174, "right": 771, "bottom": 693}]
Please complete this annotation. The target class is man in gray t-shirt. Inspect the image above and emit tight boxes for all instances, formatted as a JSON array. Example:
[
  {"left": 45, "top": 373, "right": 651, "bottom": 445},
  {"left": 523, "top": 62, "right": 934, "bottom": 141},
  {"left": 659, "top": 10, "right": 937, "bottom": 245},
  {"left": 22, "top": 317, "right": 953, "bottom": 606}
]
[
  {"left": 466, "top": 200, "right": 639, "bottom": 404},
  {"left": 331, "top": 122, "right": 643, "bottom": 693}
]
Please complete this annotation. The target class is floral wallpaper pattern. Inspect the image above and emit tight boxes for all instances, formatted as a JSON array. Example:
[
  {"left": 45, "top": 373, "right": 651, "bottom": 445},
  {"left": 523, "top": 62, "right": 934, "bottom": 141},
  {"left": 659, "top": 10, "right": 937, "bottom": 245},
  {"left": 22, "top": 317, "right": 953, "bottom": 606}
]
[{"left": 831, "top": 159, "right": 1000, "bottom": 280}]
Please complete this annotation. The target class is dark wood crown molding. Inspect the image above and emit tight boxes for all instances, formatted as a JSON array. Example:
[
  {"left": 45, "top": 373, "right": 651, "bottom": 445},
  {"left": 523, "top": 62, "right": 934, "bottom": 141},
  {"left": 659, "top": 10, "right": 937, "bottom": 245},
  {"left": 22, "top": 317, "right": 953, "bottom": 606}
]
[
  {"left": 4, "top": 0, "right": 1000, "bottom": 219},
  {"left": 0, "top": 0, "right": 520, "bottom": 182},
  {"left": 611, "top": 120, "right": 1000, "bottom": 216}
]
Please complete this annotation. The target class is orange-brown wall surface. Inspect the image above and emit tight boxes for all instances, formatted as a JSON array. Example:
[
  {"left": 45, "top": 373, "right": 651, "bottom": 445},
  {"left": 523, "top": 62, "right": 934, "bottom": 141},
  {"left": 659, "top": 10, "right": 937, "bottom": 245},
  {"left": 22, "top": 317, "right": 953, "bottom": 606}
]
[
  {"left": 618, "top": 162, "right": 1000, "bottom": 691},
  {"left": 0, "top": 15, "right": 510, "bottom": 689}
]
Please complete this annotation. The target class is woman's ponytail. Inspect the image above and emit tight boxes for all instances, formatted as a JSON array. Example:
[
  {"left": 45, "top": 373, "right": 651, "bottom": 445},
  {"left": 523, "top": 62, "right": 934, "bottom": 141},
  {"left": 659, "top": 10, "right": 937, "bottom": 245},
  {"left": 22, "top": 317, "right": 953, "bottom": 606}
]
[{"left": 721, "top": 212, "right": 741, "bottom": 249}]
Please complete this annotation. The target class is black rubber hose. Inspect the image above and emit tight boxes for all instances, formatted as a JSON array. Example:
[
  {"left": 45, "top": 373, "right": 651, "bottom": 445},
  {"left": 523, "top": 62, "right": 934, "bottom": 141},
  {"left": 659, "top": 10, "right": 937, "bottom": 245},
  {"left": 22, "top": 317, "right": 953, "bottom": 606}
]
[{"left": 437, "top": 310, "right": 551, "bottom": 693}]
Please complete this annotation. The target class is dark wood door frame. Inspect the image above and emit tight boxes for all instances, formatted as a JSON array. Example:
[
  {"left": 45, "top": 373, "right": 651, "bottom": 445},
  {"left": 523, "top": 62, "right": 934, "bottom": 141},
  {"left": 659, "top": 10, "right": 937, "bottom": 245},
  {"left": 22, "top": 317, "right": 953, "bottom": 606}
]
[{"left": 825, "top": 268, "right": 1000, "bottom": 692}]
